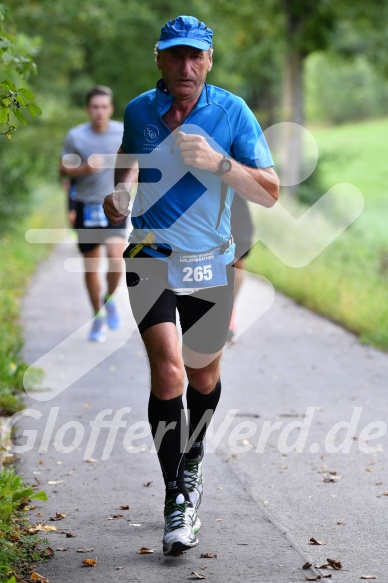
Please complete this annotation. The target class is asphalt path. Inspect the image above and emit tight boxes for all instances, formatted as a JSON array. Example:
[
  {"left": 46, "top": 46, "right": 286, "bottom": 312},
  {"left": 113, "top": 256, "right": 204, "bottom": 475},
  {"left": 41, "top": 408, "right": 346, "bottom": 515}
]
[{"left": 15, "top": 238, "right": 388, "bottom": 582}]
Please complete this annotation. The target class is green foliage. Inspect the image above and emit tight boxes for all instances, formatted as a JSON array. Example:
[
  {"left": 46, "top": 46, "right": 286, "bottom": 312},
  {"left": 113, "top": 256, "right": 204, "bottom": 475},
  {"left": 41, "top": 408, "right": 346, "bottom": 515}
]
[
  {"left": 0, "top": 184, "right": 63, "bottom": 415},
  {"left": 0, "top": 137, "right": 36, "bottom": 234},
  {"left": 0, "top": 3, "right": 42, "bottom": 138},
  {"left": 306, "top": 53, "right": 388, "bottom": 124},
  {"left": 247, "top": 117, "right": 388, "bottom": 351},
  {"left": 0, "top": 469, "right": 48, "bottom": 580}
]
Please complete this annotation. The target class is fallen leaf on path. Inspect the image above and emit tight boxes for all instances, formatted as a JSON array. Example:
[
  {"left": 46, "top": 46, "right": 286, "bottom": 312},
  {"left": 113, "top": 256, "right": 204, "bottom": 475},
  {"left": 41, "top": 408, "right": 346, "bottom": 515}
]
[
  {"left": 336, "top": 521, "right": 346, "bottom": 525},
  {"left": 137, "top": 547, "right": 154, "bottom": 554},
  {"left": 120, "top": 505, "right": 129, "bottom": 510},
  {"left": 49, "top": 513, "right": 66, "bottom": 521},
  {"left": 76, "top": 548, "right": 94, "bottom": 553},
  {"left": 83, "top": 402, "right": 91, "bottom": 408},
  {"left": 361, "top": 577, "right": 377, "bottom": 580},
  {"left": 31, "top": 572, "right": 49, "bottom": 582},
  {"left": 327, "top": 558, "right": 342, "bottom": 570},
  {"left": 42, "top": 547, "right": 55, "bottom": 557},
  {"left": 310, "top": 537, "right": 326, "bottom": 545},
  {"left": 116, "top": 567, "right": 124, "bottom": 570},
  {"left": 303, "top": 562, "right": 313, "bottom": 569},
  {"left": 304, "top": 577, "right": 320, "bottom": 581},
  {"left": 29, "top": 524, "right": 57, "bottom": 533},
  {"left": 322, "top": 576, "right": 332, "bottom": 579},
  {"left": 366, "top": 468, "right": 374, "bottom": 472},
  {"left": 191, "top": 572, "right": 207, "bottom": 580},
  {"left": 316, "top": 563, "right": 330, "bottom": 569},
  {"left": 200, "top": 553, "right": 217, "bottom": 558},
  {"left": 143, "top": 481, "right": 153, "bottom": 487},
  {"left": 65, "top": 532, "right": 77, "bottom": 538},
  {"left": 35, "top": 512, "right": 44, "bottom": 517},
  {"left": 107, "top": 514, "right": 124, "bottom": 520},
  {"left": 215, "top": 518, "right": 223, "bottom": 522},
  {"left": 82, "top": 558, "right": 97, "bottom": 567},
  {"left": 56, "top": 548, "right": 69, "bottom": 551},
  {"left": 323, "top": 475, "right": 342, "bottom": 483},
  {"left": 84, "top": 458, "right": 98, "bottom": 463},
  {"left": 383, "top": 492, "right": 388, "bottom": 496}
]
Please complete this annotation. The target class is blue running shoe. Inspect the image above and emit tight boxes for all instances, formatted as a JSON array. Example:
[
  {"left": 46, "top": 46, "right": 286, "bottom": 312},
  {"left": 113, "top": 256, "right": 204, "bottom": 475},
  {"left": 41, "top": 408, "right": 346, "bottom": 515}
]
[
  {"left": 105, "top": 297, "right": 121, "bottom": 330},
  {"left": 88, "top": 316, "right": 106, "bottom": 342}
]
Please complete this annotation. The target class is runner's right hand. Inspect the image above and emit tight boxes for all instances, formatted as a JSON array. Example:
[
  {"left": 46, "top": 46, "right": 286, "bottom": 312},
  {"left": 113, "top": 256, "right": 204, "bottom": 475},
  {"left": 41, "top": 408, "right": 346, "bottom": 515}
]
[{"left": 103, "top": 190, "right": 130, "bottom": 225}]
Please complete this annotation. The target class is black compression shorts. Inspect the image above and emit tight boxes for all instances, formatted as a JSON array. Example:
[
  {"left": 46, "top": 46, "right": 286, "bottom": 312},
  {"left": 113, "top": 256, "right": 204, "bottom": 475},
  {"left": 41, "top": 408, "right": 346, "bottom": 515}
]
[{"left": 124, "top": 244, "right": 235, "bottom": 354}]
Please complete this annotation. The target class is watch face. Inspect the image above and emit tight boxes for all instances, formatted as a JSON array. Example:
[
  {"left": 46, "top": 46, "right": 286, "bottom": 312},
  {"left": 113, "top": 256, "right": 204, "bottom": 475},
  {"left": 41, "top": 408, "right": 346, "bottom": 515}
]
[{"left": 214, "top": 157, "right": 232, "bottom": 175}]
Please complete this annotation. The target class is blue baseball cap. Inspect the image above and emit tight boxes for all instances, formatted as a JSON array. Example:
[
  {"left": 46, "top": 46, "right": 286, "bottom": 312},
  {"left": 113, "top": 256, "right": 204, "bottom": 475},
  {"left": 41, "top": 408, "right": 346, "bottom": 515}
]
[{"left": 158, "top": 15, "right": 213, "bottom": 51}]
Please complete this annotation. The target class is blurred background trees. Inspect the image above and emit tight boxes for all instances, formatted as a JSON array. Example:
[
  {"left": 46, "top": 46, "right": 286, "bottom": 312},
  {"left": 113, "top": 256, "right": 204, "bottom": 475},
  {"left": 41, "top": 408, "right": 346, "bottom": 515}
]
[{"left": 1, "top": 0, "right": 388, "bottom": 234}]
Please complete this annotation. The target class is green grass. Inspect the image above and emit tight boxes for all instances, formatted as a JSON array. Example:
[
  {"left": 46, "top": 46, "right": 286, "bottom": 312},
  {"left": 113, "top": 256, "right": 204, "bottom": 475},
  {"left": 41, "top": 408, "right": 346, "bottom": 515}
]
[
  {"left": 0, "top": 184, "right": 66, "bottom": 415},
  {"left": 0, "top": 468, "right": 48, "bottom": 581},
  {"left": 0, "top": 183, "right": 64, "bottom": 581},
  {"left": 246, "top": 117, "right": 388, "bottom": 350}
]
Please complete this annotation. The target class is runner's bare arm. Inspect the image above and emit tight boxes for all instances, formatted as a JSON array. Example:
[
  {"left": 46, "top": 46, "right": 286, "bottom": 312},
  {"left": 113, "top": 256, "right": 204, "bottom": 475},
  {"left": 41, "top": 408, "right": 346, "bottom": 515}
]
[
  {"left": 103, "top": 146, "right": 139, "bottom": 225},
  {"left": 176, "top": 132, "right": 279, "bottom": 207}
]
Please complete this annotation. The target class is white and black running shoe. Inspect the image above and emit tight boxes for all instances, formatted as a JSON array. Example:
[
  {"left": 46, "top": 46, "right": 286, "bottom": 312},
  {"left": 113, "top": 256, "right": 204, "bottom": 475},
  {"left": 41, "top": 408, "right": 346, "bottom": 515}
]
[
  {"left": 184, "top": 456, "right": 203, "bottom": 513},
  {"left": 163, "top": 493, "right": 199, "bottom": 556}
]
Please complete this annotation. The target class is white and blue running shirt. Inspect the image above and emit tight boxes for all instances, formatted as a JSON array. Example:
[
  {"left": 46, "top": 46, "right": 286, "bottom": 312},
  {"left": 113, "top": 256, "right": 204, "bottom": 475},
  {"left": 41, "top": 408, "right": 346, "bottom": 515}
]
[{"left": 121, "top": 81, "right": 274, "bottom": 264}]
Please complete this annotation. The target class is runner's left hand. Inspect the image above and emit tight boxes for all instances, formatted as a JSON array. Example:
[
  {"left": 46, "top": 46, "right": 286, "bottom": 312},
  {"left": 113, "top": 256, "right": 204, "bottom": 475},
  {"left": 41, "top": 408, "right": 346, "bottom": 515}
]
[{"left": 176, "top": 131, "right": 222, "bottom": 172}]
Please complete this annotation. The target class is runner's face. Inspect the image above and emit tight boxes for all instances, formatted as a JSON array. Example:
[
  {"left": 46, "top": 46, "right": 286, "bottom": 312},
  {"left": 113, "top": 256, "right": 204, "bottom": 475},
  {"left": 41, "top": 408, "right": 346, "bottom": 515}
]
[
  {"left": 86, "top": 95, "right": 114, "bottom": 128},
  {"left": 157, "top": 46, "right": 212, "bottom": 102}
]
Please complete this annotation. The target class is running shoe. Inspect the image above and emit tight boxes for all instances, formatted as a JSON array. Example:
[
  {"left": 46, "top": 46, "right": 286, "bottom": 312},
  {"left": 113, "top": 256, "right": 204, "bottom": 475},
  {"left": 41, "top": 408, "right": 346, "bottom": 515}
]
[
  {"left": 163, "top": 493, "right": 199, "bottom": 556},
  {"left": 105, "top": 297, "right": 121, "bottom": 330},
  {"left": 88, "top": 316, "right": 106, "bottom": 342},
  {"left": 184, "top": 456, "right": 203, "bottom": 512},
  {"left": 226, "top": 328, "right": 236, "bottom": 344}
]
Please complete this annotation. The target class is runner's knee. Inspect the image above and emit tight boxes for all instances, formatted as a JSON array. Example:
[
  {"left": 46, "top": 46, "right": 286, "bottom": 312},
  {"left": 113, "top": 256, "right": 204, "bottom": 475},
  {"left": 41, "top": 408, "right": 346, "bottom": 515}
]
[
  {"left": 186, "top": 369, "right": 219, "bottom": 394},
  {"left": 150, "top": 357, "right": 185, "bottom": 397}
]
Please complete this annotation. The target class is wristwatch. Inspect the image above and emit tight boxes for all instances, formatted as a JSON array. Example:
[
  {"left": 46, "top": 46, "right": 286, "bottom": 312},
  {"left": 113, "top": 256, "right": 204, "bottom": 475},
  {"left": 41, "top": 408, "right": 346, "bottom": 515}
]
[{"left": 213, "top": 156, "right": 232, "bottom": 176}]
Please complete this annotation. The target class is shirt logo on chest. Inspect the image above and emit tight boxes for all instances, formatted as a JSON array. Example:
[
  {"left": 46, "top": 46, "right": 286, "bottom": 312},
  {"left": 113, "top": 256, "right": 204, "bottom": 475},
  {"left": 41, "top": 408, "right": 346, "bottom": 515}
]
[{"left": 144, "top": 124, "right": 159, "bottom": 142}]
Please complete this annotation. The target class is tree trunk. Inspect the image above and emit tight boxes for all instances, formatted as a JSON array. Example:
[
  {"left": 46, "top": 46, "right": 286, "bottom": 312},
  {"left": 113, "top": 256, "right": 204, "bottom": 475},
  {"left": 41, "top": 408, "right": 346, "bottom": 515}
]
[
  {"left": 281, "top": 46, "right": 305, "bottom": 194},
  {"left": 281, "top": 0, "right": 306, "bottom": 194}
]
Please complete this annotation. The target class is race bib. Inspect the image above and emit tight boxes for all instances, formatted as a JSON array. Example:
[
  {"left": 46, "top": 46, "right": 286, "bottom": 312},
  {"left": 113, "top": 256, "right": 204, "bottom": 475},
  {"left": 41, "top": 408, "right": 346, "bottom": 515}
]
[
  {"left": 168, "top": 250, "right": 227, "bottom": 292},
  {"left": 83, "top": 203, "right": 108, "bottom": 227}
]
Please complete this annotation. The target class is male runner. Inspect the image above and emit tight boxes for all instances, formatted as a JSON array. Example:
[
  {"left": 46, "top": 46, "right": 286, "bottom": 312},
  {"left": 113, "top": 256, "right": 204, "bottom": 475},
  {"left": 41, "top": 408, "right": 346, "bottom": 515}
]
[
  {"left": 60, "top": 86, "right": 126, "bottom": 342},
  {"left": 104, "top": 16, "right": 279, "bottom": 555}
]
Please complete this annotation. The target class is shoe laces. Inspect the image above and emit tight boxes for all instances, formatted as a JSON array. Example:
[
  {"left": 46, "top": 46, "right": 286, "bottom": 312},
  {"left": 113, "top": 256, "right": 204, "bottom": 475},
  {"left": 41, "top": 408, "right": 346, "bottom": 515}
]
[
  {"left": 165, "top": 495, "right": 192, "bottom": 533},
  {"left": 184, "top": 458, "right": 202, "bottom": 491}
]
